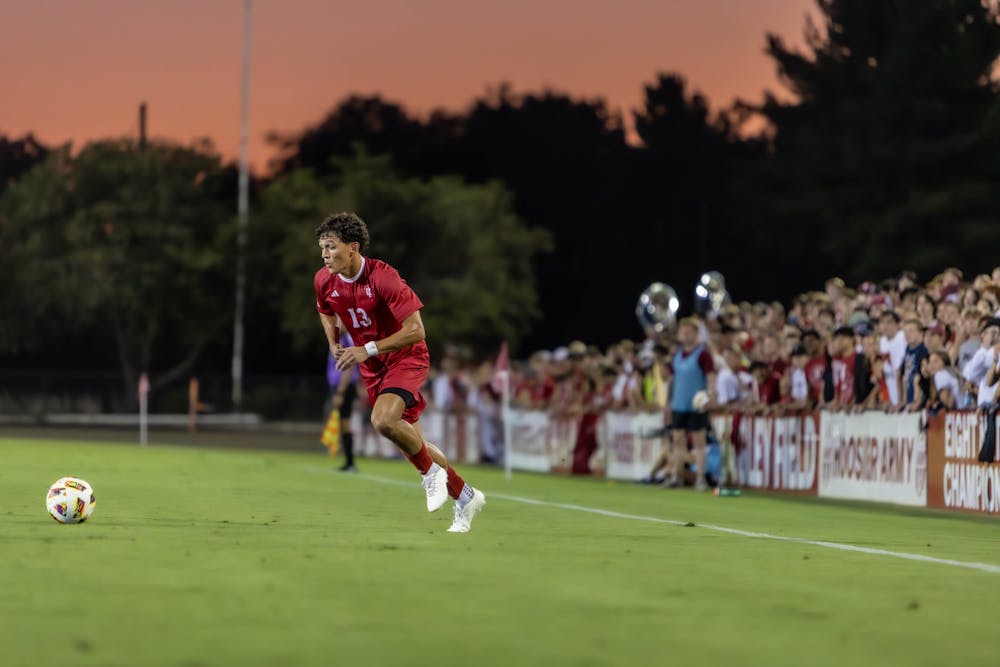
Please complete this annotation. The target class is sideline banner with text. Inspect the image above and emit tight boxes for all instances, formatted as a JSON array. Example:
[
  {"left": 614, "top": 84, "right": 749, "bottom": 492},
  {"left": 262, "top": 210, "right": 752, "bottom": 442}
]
[
  {"left": 506, "top": 409, "right": 579, "bottom": 473},
  {"left": 603, "top": 411, "right": 666, "bottom": 481},
  {"left": 926, "top": 411, "right": 1000, "bottom": 515},
  {"left": 711, "top": 412, "right": 819, "bottom": 494},
  {"left": 819, "top": 411, "right": 926, "bottom": 506}
]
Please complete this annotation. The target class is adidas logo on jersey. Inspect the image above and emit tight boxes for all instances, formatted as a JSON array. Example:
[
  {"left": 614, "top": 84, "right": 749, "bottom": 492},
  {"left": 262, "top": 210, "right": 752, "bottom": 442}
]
[{"left": 331, "top": 290, "right": 340, "bottom": 297}]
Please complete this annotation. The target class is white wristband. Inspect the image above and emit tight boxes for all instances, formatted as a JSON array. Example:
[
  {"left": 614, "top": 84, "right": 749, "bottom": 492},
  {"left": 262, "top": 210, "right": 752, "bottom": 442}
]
[{"left": 364, "top": 341, "right": 379, "bottom": 357}]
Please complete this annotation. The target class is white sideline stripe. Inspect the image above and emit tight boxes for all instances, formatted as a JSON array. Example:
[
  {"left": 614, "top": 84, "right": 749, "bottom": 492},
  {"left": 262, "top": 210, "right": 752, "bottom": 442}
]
[{"left": 307, "top": 467, "right": 1000, "bottom": 575}]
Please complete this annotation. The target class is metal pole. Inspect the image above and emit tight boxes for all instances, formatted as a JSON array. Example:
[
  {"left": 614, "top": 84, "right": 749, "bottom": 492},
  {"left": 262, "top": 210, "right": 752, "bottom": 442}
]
[
  {"left": 232, "top": 0, "right": 253, "bottom": 411},
  {"left": 138, "top": 373, "right": 149, "bottom": 446},
  {"left": 139, "top": 102, "right": 147, "bottom": 149},
  {"left": 502, "top": 369, "right": 512, "bottom": 481}
]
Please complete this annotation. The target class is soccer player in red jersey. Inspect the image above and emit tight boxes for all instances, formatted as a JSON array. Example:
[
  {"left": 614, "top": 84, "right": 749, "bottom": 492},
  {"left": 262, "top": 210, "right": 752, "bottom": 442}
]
[{"left": 313, "top": 212, "right": 485, "bottom": 532}]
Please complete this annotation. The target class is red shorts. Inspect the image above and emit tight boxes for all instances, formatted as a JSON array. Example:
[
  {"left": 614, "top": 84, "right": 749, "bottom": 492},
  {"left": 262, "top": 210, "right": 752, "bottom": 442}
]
[{"left": 360, "top": 347, "right": 430, "bottom": 424}]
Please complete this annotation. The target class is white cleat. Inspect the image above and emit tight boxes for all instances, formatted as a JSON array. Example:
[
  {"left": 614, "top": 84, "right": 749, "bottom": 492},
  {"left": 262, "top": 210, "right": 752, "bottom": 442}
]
[
  {"left": 447, "top": 489, "right": 486, "bottom": 533},
  {"left": 422, "top": 465, "right": 449, "bottom": 512}
]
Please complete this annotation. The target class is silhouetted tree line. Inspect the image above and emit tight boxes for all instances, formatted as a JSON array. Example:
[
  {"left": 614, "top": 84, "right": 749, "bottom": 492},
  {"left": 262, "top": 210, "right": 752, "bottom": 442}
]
[{"left": 1, "top": 0, "right": 998, "bottom": 398}]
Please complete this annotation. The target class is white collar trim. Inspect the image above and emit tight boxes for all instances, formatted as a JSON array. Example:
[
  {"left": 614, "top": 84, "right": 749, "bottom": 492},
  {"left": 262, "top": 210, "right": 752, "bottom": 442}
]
[{"left": 340, "top": 256, "right": 365, "bottom": 283}]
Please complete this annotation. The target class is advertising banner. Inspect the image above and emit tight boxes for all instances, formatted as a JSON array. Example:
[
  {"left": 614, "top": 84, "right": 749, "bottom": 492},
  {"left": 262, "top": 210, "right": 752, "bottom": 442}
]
[
  {"left": 507, "top": 409, "right": 552, "bottom": 473},
  {"left": 603, "top": 411, "right": 666, "bottom": 481},
  {"left": 546, "top": 414, "right": 580, "bottom": 473},
  {"left": 720, "top": 412, "right": 819, "bottom": 494},
  {"left": 819, "top": 411, "right": 926, "bottom": 506},
  {"left": 926, "top": 411, "right": 1000, "bottom": 515}
]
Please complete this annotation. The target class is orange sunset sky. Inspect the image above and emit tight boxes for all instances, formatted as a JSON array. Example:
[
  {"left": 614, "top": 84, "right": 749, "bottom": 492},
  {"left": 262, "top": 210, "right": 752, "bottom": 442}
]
[{"left": 1, "top": 0, "right": 813, "bottom": 173}]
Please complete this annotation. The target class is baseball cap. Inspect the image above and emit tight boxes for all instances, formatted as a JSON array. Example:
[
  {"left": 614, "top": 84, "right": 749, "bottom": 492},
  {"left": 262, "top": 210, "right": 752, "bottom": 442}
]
[
  {"left": 981, "top": 318, "right": 1000, "bottom": 332},
  {"left": 847, "top": 311, "right": 870, "bottom": 327},
  {"left": 833, "top": 326, "right": 855, "bottom": 338}
]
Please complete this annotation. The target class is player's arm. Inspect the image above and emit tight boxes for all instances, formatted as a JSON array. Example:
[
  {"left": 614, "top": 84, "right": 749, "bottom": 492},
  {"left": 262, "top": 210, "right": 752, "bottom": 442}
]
[
  {"left": 369, "top": 310, "right": 426, "bottom": 355},
  {"left": 318, "top": 312, "right": 343, "bottom": 355}
]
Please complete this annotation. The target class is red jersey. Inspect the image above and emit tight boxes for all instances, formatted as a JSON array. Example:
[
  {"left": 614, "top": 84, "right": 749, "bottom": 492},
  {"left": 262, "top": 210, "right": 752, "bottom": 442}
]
[
  {"left": 831, "top": 353, "right": 856, "bottom": 406},
  {"left": 528, "top": 375, "right": 556, "bottom": 407},
  {"left": 804, "top": 355, "right": 827, "bottom": 401},
  {"left": 314, "top": 257, "right": 429, "bottom": 378},
  {"left": 764, "top": 358, "right": 788, "bottom": 404}
]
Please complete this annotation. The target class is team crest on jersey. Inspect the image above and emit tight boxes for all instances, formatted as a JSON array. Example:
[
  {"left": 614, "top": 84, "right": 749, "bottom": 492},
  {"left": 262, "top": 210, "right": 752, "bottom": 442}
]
[{"left": 365, "top": 286, "right": 372, "bottom": 298}]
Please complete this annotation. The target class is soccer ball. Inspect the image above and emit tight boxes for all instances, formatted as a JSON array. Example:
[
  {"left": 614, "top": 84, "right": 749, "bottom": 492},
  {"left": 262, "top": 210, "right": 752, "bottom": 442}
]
[
  {"left": 692, "top": 390, "right": 710, "bottom": 412},
  {"left": 46, "top": 477, "right": 96, "bottom": 524}
]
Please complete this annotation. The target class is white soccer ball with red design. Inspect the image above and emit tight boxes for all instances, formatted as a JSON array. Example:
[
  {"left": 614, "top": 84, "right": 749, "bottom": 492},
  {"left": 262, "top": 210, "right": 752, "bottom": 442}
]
[
  {"left": 692, "top": 390, "right": 710, "bottom": 412},
  {"left": 46, "top": 477, "right": 96, "bottom": 524}
]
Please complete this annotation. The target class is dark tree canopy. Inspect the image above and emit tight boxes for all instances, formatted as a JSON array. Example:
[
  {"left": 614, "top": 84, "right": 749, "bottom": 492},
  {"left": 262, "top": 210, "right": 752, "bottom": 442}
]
[
  {"left": 0, "top": 140, "right": 236, "bottom": 397},
  {"left": 745, "top": 0, "right": 1000, "bottom": 287}
]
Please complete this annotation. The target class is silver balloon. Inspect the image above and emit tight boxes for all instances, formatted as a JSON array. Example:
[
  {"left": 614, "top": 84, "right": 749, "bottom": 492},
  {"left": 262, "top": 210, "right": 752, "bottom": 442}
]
[
  {"left": 636, "top": 282, "right": 680, "bottom": 333},
  {"left": 694, "top": 270, "right": 730, "bottom": 318}
]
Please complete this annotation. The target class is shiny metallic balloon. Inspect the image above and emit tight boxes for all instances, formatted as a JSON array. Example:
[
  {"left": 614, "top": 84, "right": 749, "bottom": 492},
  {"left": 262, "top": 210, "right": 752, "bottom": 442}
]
[
  {"left": 694, "top": 270, "right": 730, "bottom": 318},
  {"left": 636, "top": 283, "right": 680, "bottom": 333}
]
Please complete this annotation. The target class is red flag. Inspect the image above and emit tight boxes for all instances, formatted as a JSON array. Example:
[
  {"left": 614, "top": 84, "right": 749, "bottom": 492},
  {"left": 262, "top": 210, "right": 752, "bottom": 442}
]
[{"left": 491, "top": 341, "right": 509, "bottom": 394}]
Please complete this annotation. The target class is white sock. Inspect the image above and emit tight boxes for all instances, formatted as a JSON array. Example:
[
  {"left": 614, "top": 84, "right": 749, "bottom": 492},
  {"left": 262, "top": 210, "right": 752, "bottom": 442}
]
[{"left": 456, "top": 483, "right": 475, "bottom": 507}]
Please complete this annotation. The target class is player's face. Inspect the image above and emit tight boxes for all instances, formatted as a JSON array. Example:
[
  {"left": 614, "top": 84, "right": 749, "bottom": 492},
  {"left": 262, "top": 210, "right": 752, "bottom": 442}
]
[{"left": 318, "top": 234, "right": 356, "bottom": 275}]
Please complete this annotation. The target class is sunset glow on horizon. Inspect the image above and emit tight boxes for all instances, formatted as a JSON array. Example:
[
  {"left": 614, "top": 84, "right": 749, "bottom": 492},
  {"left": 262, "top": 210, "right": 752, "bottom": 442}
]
[{"left": 1, "top": 0, "right": 813, "bottom": 172}]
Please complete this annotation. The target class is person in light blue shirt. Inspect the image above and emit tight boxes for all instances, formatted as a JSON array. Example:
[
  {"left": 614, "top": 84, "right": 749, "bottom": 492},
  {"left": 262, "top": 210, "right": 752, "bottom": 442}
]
[{"left": 666, "top": 318, "right": 716, "bottom": 490}]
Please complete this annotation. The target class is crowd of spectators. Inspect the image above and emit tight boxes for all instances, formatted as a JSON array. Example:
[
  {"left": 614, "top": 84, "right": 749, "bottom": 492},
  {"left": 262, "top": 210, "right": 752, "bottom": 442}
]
[{"left": 425, "top": 266, "right": 1000, "bottom": 467}]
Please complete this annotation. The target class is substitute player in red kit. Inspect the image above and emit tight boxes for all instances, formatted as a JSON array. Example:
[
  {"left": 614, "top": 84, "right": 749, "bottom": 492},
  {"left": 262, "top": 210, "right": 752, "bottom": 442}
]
[{"left": 313, "top": 212, "right": 485, "bottom": 532}]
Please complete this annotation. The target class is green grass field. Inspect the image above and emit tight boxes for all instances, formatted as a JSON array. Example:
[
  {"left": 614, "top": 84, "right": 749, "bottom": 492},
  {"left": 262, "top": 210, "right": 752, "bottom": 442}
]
[{"left": 2, "top": 435, "right": 999, "bottom": 667}]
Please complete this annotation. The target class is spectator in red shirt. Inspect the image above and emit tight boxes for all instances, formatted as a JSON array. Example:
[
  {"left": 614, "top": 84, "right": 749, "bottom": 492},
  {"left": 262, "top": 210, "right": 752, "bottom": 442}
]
[
  {"left": 748, "top": 361, "right": 772, "bottom": 411},
  {"left": 829, "top": 326, "right": 857, "bottom": 409},
  {"left": 518, "top": 350, "right": 555, "bottom": 409},
  {"left": 801, "top": 329, "right": 828, "bottom": 403},
  {"left": 757, "top": 332, "right": 788, "bottom": 403}
]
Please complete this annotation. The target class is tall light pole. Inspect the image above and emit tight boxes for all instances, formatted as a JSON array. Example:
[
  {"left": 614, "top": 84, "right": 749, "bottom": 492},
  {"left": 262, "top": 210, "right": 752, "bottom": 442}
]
[{"left": 232, "top": 0, "right": 253, "bottom": 410}]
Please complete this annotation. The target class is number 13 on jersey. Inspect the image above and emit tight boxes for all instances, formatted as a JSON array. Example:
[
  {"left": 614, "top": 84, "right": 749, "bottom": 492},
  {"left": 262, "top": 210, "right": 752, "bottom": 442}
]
[{"left": 348, "top": 307, "right": 372, "bottom": 328}]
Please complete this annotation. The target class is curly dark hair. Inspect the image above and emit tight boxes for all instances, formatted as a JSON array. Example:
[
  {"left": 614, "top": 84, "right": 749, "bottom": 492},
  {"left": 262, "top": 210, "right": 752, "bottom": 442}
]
[{"left": 315, "top": 212, "right": 370, "bottom": 253}]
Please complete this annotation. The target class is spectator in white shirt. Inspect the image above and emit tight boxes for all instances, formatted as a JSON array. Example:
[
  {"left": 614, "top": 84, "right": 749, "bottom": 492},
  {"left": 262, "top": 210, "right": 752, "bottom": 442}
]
[
  {"left": 927, "top": 350, "right": 960, "bottom": 413},
  {"left": 878, "top": 310, "right": 907, "bottom": 407},
  {"left": 786, "top": 344, "right": 811, "bottom": 410},
  {"left": 715, "top": 346, "right": 746, "bottom": 407},
  {"left": 962, "top": 318, "right": 1000, "bottom": 408}
]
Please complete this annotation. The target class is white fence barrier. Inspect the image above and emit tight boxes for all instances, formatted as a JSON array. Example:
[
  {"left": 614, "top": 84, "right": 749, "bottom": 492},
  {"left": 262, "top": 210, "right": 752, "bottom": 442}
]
[{"left": 818, "top": 411, "right": 927, "bottom": 506}]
